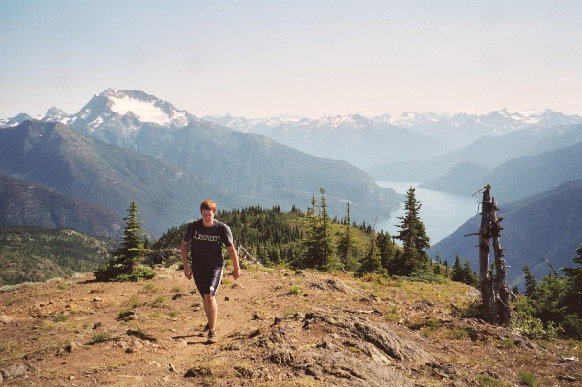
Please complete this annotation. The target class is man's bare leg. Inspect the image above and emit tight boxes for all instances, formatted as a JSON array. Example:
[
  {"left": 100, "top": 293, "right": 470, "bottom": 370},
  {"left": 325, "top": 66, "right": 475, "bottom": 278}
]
[{"left": 203, "top": 294, "right": 218, "bottom": 330}]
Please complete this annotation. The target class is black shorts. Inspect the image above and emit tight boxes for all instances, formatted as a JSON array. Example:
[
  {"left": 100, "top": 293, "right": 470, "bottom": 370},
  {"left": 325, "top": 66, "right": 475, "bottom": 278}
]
[{"left": 192, "top": 265, "right": 224, "bottom": 296}]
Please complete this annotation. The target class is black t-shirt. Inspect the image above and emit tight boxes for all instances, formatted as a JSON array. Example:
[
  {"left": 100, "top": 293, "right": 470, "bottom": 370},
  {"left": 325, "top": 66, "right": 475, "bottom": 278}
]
[{"left": 182, "top": 219, "right": 233, "bottom": 268}]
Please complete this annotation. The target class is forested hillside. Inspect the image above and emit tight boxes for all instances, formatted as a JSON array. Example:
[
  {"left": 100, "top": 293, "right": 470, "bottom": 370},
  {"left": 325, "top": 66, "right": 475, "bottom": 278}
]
[
  {"left": 0, "top": 120, "right": 221, "bottom": 237},
  {"left": 0, "top": 174, "right": 121, "bottom": 238},
  {"left": 153, "top": 204, "right": 391, "bottom": 272},
  {"left": 0, "top": 227, "right": 115, "bottom": 286}
]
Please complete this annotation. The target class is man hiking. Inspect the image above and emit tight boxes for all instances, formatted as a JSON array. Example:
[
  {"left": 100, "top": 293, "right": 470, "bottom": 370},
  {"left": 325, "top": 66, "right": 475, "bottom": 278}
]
[{"left": 181, "top": 199, "right": 241, "bottom": 343}]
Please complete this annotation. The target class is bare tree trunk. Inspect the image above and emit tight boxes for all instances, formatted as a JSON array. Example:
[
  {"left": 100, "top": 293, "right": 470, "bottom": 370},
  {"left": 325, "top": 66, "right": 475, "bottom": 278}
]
[
  {"left": 474, "top": 185, "right": 512, "bottom": 325},
  {"left": 490, "top": 199, "right": 512, "bottom": 325}
]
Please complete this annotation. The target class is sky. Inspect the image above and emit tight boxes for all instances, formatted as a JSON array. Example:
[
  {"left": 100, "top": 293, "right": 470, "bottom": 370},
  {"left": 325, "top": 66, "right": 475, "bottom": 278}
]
[{"left": 1, "top": 1, "right": 581, "bottom": 119}]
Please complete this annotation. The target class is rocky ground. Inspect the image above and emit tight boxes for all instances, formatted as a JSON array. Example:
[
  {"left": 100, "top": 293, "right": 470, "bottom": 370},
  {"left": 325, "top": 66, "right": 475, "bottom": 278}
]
[{"left": 0, "top": 265, "right": 581, "bottom": 386}]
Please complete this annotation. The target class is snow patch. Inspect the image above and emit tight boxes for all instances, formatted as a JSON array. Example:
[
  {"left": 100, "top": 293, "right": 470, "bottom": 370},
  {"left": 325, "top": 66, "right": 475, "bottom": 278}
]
[{"left": 109, "top": 95, "right": 171, "bottom": 126}]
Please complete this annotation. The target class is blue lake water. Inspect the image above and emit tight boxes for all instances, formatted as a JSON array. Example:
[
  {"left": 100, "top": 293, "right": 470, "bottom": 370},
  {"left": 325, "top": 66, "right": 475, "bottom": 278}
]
[{"left": 376, "top": 181, "right": 480, "bottom": 244}]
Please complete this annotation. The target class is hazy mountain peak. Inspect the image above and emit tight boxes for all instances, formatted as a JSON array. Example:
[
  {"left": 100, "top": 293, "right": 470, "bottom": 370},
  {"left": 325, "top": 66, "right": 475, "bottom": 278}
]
[
  {"left": 93, "top": 89, "right": 194, "bottom": 129},
  {"left": 42, "top": 107, "right": 70, "bottom": 124}
]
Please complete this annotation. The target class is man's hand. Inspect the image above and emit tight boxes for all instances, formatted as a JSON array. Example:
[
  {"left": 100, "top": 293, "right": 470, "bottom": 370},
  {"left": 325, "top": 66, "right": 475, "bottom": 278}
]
[
  {"left": 183, "top": 265, "right": 192, "bottom": 280},
  {"left": 232, "top": 266, "right": 241, "bottom": 280}
]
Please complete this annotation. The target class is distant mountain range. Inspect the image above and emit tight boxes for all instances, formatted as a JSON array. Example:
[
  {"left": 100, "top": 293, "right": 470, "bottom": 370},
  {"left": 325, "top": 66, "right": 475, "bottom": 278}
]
[
  {"left": 421, "top": 138, "right": 582, "bottom": 202},
  {"left": 0, "top": 90, "right": 401, "bottom": 236},
  {"left": 430, "top": 180, "right": 582, "bottom": 289},
  {"left": 203, "top": 110, "right": 582, "bottom": 170},
  {"left": 370, "top": 123, "right": 582, "bottom": 183}
]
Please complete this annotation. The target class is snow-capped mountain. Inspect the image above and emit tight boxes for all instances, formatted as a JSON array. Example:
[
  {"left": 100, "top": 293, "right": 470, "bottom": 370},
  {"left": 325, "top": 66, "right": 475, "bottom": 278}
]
[
  {"left": 371, "top": 109, "right": 582, "bottom": 133},
  {"left": 1, "top": 89, "right": 202, "bottom": 136},
  {"left": 67, "top": 89, "right": 202, "bottom": 137},
  {"left": 207, "top": 109, "right": 582, "bottom": 138}
]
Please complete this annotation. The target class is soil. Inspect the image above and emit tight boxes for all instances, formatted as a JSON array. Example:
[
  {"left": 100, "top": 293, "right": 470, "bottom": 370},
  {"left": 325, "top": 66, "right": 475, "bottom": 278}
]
[{"left": 0, "top": 265, "right": 581, "bottom": 386}]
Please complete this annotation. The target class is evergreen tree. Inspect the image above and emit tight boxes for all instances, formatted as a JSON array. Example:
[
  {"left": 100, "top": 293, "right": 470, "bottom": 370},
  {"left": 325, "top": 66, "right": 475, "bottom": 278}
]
[
  {"left": 452, "top": 255, "right": 463, "bottom": 282},
  {"left": 462, "top": 259, "right": 479, "bottom": 287},
  {"left": 337, "top": 202, "right": 358, "bottom": 271},
  {"left": 522, "top": 265, "right": 538, "bottom": 298},
  {"left": 317, "top": 187, "right": 340, "bottom": 271},
  {"left": 377, "top": 230, "right": 396, "bottom": 273},
  {"left": 300, "top": 194, "right": 320, "bottom": 268},
  {"left": 563, "top": 243, "right": 582, "bottom": 316},
  {"left": 394, "top": 187, "right": 430, "bottom": 276},
  {"left": 357, "top": 227, "right": 384, "bottom": 275},
  {"left": 95, "top": 201, "right": 154, "bottom": 281}
]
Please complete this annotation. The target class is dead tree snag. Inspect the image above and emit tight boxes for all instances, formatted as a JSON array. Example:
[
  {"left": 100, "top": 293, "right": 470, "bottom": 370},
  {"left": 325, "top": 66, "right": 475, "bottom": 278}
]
[{"left": 470, "top": 184, "right": 512, "bottom": 325}]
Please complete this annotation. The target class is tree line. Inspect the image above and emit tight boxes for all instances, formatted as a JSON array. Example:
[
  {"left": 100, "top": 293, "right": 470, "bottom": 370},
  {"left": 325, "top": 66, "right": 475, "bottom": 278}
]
[{"left": 97, "top": 187, "right": 474, "bottom": 283}]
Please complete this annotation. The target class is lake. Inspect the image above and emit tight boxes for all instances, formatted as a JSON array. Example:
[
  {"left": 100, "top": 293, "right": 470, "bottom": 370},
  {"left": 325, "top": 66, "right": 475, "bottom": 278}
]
[{"left": 376, "top": 181, "right": 480, "bottom": 244}]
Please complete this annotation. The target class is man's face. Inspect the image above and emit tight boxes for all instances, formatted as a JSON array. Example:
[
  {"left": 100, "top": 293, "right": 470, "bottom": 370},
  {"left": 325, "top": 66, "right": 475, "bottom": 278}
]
[{"left": 201, "top": 209, "right": 215, "bottom": 225}]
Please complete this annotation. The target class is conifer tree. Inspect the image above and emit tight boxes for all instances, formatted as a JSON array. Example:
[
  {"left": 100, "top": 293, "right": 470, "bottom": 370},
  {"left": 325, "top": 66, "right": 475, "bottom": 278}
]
[
  {"left": 300, "top": 188, "right": 340, "bottom": 271},
  {"left": 452, "top": 255, "right": 463, "bottom": 282},
  {"left": 317, "top": 187, "right": 340, "bottom": 271},
  {"left": 377, "top": 230, "right": 396, "bottom": 272},
  {"left": 522, "top": 265, "right": 538, "bottom": 297},
  {"left": 563, "top": 243, "right": 582, "bottom": 316},
  {"left": 301, "top": 194, "right": 321, "bottom": 269},
  {"left": 393, "top": 187, "right": 430, "bottom": 275},
  {"left": 337, "top": 202, "right": 358, "bottom": 271},
  {"left": 95, "top": 201, "right": 154, "bottom": 281},
  {"left": 357, "top": 227, "right": 384, "bottom": 275},
  {"left": 462, "top": 259, "right": 479, "bottom": 287}
]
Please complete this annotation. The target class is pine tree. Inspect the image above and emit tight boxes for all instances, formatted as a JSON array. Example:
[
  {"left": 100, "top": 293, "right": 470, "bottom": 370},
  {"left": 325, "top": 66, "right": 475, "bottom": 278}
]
[
  {"left": 95, "top": 201, "right": 154, "bottom": 281},
  {"left": 337, "top": 202, "right": 358, "bottom": 271},
  {"left": 452, "top": 255, "right": 463, "bottom": 282},
  {"left": 563, "top": 243, "right": 582, "bottom": 316},
  {"left": 462, "top": 259, "right": 479, "bottom": 287},
  {"left": 317, "top": 187, "right": 340, "bottom": 271},
  {"left": 301, "top": 194, "right": 322, "bottom": 269},
  {"left": 377, "top": 231, "right": 396, "bottom": 273},
  {"left": 357, "top": 228, "right": 384, "bottom": 275},
  {"left": 394, "top": 187, "right": 430, "bottom": 275},
  {"left": 522, "top": 265, "right": 538, "bottom": 298}
]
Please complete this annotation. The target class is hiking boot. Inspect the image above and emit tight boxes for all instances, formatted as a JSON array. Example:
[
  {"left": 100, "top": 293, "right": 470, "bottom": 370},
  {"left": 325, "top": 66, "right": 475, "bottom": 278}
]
[{"left": 207, "top": 329, "right": 217, "bottom": 344}]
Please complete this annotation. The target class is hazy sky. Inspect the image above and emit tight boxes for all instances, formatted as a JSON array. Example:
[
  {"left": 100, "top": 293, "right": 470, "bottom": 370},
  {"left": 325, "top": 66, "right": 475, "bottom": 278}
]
[{"left": 1, "top": 1, "right": 581, "bottom": 118}]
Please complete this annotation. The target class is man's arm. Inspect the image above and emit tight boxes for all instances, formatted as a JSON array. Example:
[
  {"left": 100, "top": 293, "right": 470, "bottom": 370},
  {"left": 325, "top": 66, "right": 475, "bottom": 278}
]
[
  {"left": 181, "top": 240, "right": 192, "bottom": 279},
  {"left": 227, "top": 245, "right": 241, "bottom": 280}
]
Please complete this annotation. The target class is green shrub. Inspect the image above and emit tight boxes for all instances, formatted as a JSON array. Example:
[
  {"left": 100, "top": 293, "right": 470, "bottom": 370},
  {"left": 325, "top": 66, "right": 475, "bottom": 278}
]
[
  {"left": 57, "top": 282, "right": 70, "bottom": 291},
  {"left": 90, "top": 332, "right": 111, "bottom": 344},
  {"left": 53, "top": 313, "right": 69, "bottom": 322},
  {"left": 562, "top": 314, "right": 582, "bottom": 340},
  {"left": 476, "top": 373, "right": 505, "bottom": 386},
  {"left": 143, "top": 283, "right": 158, "bottom": 293},
  {"left": 517, "top": 370, "right": 537, "bottom": 386},
  {"left": 288, "top": 286, "right": 302, "bottom": 296},
  {"left": 117, "top": 308, "right": 135, "bottom": 320}
]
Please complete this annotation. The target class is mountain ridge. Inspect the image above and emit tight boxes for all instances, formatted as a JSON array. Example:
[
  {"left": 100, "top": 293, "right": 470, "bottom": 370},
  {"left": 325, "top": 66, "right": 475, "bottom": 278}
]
[
  {"left": 0, "top": 120, "right": 222, "bottom": 237},
  {"left": 0, "top": 174, "right": 121, "bottom": 238}
]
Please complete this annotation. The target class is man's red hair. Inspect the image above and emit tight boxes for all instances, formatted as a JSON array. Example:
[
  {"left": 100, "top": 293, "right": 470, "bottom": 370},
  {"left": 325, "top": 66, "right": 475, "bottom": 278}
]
[{"left": 200, "top": 200, "right": 217, "bottom": 214}]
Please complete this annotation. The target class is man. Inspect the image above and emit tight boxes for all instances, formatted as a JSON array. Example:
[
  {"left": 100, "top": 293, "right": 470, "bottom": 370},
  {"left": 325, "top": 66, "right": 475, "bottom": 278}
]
[{"left": 181, "top": 200, "right": 241, "bottom": 343}]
